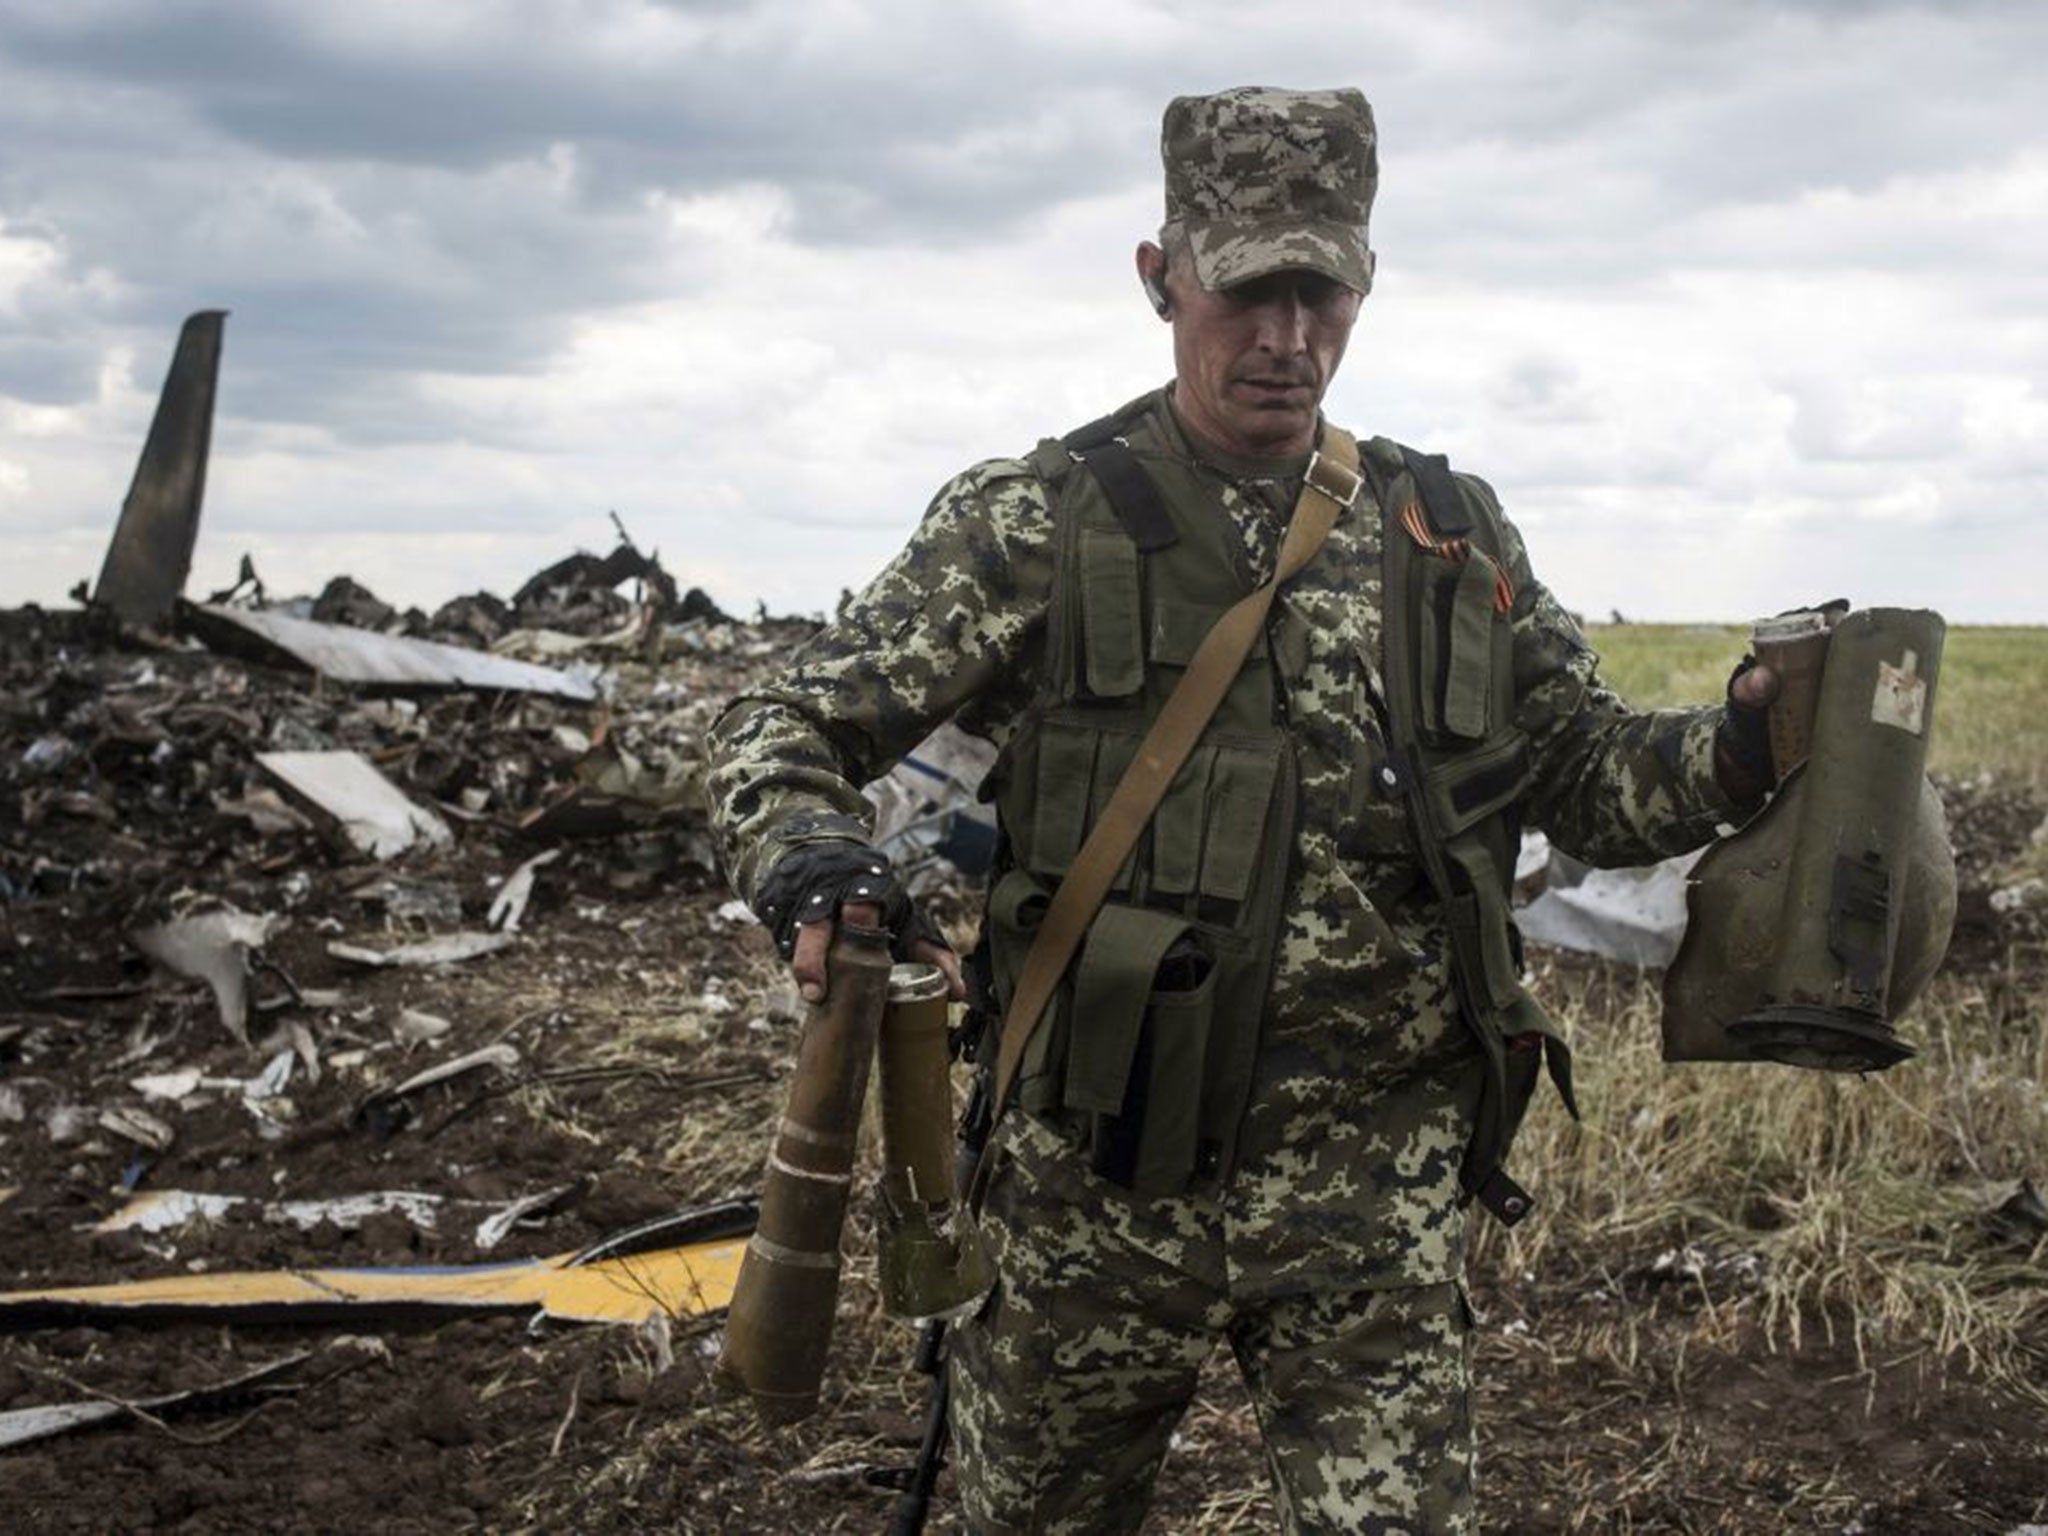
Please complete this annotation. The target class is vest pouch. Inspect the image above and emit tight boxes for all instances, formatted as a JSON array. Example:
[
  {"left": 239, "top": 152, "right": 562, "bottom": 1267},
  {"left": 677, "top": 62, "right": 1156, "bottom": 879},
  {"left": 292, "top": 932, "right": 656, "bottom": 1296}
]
[
  {"left": 1061, "top": 904, "right": 1214, "bottom": 1197},
  {"left": 1091, "top": 950, "right": 1216, "bottom": 1196},
  {"left": 1080, "top": 528, "right": 1145, "bottom": 700},
  {"left": 1150, "top": 597, "right": 1270, "bottom": 667},
  {"left": 1444, "top": 553, "right": 1502, "bottom": 741},
  {"left": 1150, "top": 745, "right": 1216, "bottom": 903},
  {"left": 1413, "top": 541, "right": 1507, "bottom": 744},
  {"left": 1086, "top": 730, "right": 1144, "bottom": 896},
  {"left": 1413, "top": 558, "right": 1455, "bottom": 739},
  {"left": 1150, "top": 598, "right": 1274, "bottom": 724},
  {"left": 1197, "top": 744, "right": 1283, "bottom": 922},
  {"left": 986, "top": 869, "right": 1066, "bottom": 1116},
  {"left": 1028, "top": 719, "right": 1100, "bottom": 878}
]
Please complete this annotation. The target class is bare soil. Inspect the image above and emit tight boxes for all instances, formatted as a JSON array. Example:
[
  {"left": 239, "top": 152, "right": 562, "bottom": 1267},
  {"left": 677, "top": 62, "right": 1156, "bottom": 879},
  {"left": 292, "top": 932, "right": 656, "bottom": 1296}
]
[{"left": 2, "top": 609, "right": 2044, "bottom": 1534}]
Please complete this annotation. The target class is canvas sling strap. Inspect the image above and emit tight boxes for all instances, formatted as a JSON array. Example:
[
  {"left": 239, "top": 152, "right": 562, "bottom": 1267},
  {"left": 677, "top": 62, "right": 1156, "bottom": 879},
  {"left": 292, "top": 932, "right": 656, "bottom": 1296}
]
[{"left": 982, "top": 426, "right": 1363, "bottom": 1145}]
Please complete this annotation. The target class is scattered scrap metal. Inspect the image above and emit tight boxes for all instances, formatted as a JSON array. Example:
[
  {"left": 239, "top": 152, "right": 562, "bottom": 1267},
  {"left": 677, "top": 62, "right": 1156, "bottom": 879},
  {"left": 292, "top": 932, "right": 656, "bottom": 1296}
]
[{"left": 0, "top": 315, "right": 820, "bottom": 1422}]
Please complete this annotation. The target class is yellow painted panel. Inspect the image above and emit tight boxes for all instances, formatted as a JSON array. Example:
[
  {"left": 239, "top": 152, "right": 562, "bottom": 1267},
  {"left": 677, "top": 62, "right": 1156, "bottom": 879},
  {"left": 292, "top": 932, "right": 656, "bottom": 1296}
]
[{"left": 0, "top": 1238, "right": 747, "bottom": 1326}]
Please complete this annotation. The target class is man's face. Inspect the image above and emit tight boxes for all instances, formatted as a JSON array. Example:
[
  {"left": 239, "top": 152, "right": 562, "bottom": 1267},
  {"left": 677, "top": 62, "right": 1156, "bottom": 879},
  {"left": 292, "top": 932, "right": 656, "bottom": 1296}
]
[{"left": 1144, "top": 243, "right": 1362, "bottom": 458}]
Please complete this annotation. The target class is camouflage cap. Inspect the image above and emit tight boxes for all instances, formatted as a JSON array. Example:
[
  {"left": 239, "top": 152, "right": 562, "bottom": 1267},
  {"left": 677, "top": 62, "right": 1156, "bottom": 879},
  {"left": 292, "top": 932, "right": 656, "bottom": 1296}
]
[{"left": 1162, "top": 86, "right": 1377, "bottom": 294}]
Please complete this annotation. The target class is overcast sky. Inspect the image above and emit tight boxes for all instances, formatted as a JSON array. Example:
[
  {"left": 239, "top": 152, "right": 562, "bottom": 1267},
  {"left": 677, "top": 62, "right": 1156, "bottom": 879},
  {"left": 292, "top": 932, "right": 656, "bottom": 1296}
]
[{"left": 1, "top": 0, "right": 2043, "bottom": 625}]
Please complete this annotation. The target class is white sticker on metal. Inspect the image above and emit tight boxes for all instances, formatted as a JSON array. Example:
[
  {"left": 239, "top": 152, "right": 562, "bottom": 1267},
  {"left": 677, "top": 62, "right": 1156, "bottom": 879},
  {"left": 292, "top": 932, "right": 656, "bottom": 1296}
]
[{"left": 1871, "top": 649, "right": 1927, "bottom": 735}]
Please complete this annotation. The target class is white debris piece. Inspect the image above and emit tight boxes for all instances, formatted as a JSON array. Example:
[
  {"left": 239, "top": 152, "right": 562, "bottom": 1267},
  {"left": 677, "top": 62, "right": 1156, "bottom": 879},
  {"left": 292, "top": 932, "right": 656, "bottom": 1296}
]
[
  {"left": 488, "top": 848, "right": 562, "bottom": 933},
  {"left": 95, "top": 1185, "right": 581, "bottom": 1253},
  {"left": 131, "top": 1069, "right": 205, "bottom": 1102},
  {"left": 44, "top": 1104, "right": 92, "bottom": 1145},
  {"left": 245, "top": 1049, "right": 296, "bottom": 1101},
  {"left": 213, "top": 787, "right": 313, "bottom": 835},
  {"left": 188, "top": 604, "right": 596, "bottom": 701},
  {"left": 0, "top": 1399, "right": 140, "bottom": 1450},
  {"left": 370, "top": 1042, "right": 520, "bottom": 1104},
  {"left": 98, "top": 1106, "right": 176, "bottom": 1151},
  {"left": 473, "top": 1182, "right": 584, "bottom": 1252},
  {"left": 258, "top": 751, "right": 452, "bottom": 861},
  {"left": 709, "top": 899, "right": 757, "bottom": 932},
  {"left": 130, "top": 1053, "right": 295, "bottom": 1105},
  {"left": 328, "top": 932, "right": 515, "bottom": 968},
  {"left": 95, "top": 1190, "right": 241, "bottom": 1232},
  {"left": 391, "top": 1008, "right": 454, "bottom": 1046},
  {"left": 22, "top": 735, "right": 75, "bottom": 773},
  {"left": 636, "top": 1310, "right": 676, "bottom": 1375},
  {"left": 97, "top": 1189, "right": 444, "bottom": 1236},
  {"left": 1513, "top": 833, "right": 1702, "bottom": 968},
  {"left": 130, "top": 907, "right": 284, "bottom": 1044}
]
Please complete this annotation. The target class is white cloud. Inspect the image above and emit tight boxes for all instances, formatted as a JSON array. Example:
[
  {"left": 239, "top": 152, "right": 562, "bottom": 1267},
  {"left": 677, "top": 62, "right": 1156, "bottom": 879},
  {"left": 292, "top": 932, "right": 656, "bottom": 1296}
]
[
  {"left": 0, "top": 0, "right": 2042, "bottom": 621},
  {"left": 0, "top": 221, "right": 63, "bottom": 315}
]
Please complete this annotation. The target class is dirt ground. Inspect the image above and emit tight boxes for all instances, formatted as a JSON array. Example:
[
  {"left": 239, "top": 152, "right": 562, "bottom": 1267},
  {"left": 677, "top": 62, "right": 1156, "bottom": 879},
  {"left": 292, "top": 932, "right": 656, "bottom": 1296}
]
[{"left": 2, "top": 608, "right": 2044, "bottom": 1534}]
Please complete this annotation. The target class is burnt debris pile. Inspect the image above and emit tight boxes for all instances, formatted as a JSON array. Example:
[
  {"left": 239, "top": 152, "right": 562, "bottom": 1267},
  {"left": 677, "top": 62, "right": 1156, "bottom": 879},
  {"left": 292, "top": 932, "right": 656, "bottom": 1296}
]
[{"left": 4, "top": 540, "right": 804, "bottom": 957}]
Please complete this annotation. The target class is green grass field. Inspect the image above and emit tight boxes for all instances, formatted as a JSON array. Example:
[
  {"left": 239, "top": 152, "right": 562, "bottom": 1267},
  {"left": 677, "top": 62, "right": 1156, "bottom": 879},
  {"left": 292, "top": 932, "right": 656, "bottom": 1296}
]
[{"left": 1587, "top": 622, "right": 2048, "bottom": 793}]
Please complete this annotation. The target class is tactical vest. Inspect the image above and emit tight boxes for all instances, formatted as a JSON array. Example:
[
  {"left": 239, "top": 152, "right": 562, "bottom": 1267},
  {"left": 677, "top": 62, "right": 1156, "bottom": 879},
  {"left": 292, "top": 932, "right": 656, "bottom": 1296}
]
[
  {"left": 980, "top": 397, "right": 1571, "bottom": 1225},
  {"left": 1366, "top": 436, "right": 1576, "bottom": 1225}
]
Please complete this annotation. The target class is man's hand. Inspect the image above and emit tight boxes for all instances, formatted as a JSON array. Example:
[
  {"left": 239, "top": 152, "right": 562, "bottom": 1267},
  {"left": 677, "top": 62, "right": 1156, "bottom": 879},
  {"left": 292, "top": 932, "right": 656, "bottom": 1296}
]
[
  {"left": 754, "top": 841, "right": 967, "bottom": 1005},
  {"left": 1713, "top": 659, "right": 1781, "bottom": 807},
  {"left": 790, "top": 899, "right": 965, "bottom": 1005},
  {"left": 1719, "top": 598, "right": 1848, "bottom": 806}
]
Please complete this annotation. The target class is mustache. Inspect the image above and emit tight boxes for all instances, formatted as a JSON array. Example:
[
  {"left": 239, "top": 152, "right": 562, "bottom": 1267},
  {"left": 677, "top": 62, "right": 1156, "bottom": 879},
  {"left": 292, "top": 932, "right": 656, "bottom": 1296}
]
[{"left": 1234, "top": 366, "right": 1318, "bottom": 387}]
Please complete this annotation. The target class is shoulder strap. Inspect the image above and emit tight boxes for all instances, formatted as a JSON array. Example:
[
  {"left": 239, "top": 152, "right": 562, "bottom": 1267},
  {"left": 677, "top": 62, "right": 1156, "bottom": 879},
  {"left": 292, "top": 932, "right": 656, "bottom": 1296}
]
[
  {"left": 1398, "top": 444, "right": 1473, "bottom": 537},
  {"left": 1063, "top": 414, "right": 1179, "bottom": 553},
  {"left": 980, "top": 429, "right": 1363, "bottom": 1150},
  {"left": 1389, "top": 441, "right": 1515, "bottom": 616}
]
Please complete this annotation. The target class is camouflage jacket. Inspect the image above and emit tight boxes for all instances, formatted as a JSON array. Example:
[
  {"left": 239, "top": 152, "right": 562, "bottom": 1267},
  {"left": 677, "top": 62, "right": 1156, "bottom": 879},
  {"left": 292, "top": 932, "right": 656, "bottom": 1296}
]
[{"left": 707, "top": 387, "right": 1737, "bottom": 1293}]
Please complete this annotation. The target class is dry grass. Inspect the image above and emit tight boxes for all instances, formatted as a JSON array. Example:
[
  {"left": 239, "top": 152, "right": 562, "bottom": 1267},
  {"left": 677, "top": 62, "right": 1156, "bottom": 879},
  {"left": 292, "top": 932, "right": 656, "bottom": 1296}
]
[
  {"left": 1475, "top": 963, "right": 2048, "bottom": 1395},
  {"left": 1486, "top": 623, "right": 2048, "bottom": 1401}
]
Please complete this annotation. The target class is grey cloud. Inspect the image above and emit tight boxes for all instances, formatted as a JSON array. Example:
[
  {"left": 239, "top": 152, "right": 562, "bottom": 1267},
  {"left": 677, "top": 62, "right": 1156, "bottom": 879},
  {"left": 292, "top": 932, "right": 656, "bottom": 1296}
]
[
  {"left": 9, "top": 2, "right": 2042, "bottom": 254},
  {"left": 0, "top": 2, "right": 1165, "bottom": 442},
  {"left": 0, "top": 0, "right": 2043, "bottom": 624},
  {"left": 1782, "top": 379, "right": 1956, "bottom": 464},
  {"left": 1340, "top": 3, "right": 2048, "bottom": 295},
  {"left": 0, "top": 3, "right": 1153, "bottom": 236},
  {"left": 0, "top": 334, "right": 100, "bottom": 404},
  {"left": 1488, "top": 356, "right": 1593, "bottom": 423},
  {"left": 0, "top": 93, "right": 686, "bottom": 431}
]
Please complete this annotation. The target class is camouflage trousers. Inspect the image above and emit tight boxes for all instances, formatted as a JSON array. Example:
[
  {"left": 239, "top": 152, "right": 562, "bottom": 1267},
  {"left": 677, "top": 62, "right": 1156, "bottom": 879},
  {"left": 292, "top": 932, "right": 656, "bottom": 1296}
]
[{"left": 950, "top": 1113, "right": 1475, "bottom": 1535}]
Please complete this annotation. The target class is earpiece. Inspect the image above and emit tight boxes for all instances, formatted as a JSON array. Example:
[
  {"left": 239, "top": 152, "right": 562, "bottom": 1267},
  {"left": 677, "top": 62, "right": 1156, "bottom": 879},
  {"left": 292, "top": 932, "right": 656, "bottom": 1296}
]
[{"left": 1142, "top": 271, "right": 1171, "bottom": 318}]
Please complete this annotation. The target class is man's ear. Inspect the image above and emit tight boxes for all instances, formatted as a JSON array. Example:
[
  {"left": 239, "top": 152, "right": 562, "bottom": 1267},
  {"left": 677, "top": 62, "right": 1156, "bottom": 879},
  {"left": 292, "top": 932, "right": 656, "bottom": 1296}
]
[{"left": 1135, "top": 242, "right": 1171, "bottom": 318}]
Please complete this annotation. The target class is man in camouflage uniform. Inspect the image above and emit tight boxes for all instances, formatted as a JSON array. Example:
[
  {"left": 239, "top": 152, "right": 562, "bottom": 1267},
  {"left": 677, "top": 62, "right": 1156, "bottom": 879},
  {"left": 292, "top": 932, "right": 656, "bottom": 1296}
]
[{"left": 708, "top": 87, "right": 1778, "bottom": 1534}]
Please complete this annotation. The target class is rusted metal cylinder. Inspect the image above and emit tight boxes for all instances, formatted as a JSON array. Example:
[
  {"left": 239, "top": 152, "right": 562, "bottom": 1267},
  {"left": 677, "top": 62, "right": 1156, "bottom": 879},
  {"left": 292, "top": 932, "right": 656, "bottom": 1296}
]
[
  {"left": 878, "top": 964, "right": 956, "bottom": 1207},
  {"left": 876, "top": 963, "right": 990, "bottom": 1322},
  {"left": 716, "top": 922, "right": 892, "bottom": 1425},
  {"left": 1752, "top": 609, "right": 1834, "bottom": 781}
]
